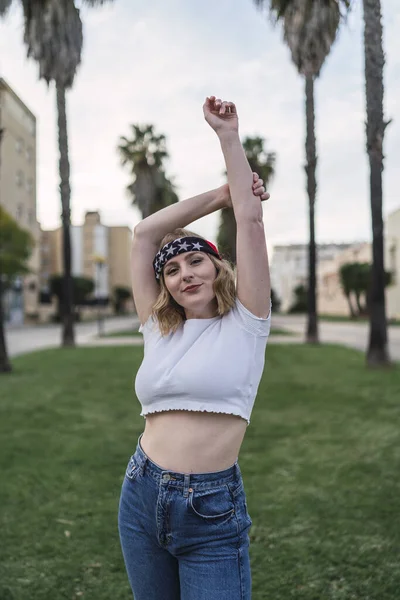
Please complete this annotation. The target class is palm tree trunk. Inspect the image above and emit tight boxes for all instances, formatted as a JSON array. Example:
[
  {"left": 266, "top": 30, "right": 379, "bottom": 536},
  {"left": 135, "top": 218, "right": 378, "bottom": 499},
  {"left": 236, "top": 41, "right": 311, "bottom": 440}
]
[
  {"left": 362, "top": 0, "right": 390, "bottom": 366},
  {"left": 304, "top": 75, "right": 319, "bottom": 343},
  {"left": 0, "top": 275, "right": 12, "bottom": 373},
  {"left": 0, "top": 125, "right": 12, "bottom": 373},
  {"left": 56, "top": 83, "right": 75, "bottom": 347},
  {"left": 345, "top": 293, "right": 356, "bottom": 318}
]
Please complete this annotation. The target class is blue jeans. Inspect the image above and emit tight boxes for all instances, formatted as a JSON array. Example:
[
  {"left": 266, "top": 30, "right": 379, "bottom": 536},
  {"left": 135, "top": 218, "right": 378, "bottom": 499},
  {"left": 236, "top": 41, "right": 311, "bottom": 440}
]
[{"left": 118, "top": 432, "right": 253, "bottom": 599}]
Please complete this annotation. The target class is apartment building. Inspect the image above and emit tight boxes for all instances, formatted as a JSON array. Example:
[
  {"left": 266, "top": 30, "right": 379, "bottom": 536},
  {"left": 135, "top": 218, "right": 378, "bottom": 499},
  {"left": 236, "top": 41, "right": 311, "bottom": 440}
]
[
  {"left": 0, "top": 78, "right": 39, "bottom": 324},
  {"left": 40, "top": 211, "right": 133, "bottom": 317},
  {"left": 317, "top": 242, "right": 372, "bottom": 316},
  {"left": 307, "top": 207, "right": 400, "bottom": 319},
  {"left": 270, "top": 243, "right": 352, "bottom": 312}
]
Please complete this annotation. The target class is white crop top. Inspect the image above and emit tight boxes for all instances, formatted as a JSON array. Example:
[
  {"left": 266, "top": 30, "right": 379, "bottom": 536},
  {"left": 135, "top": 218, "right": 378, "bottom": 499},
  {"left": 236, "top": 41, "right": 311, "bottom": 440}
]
[{"left": 134, "top": 297, "right": 272, "bottom": 426}]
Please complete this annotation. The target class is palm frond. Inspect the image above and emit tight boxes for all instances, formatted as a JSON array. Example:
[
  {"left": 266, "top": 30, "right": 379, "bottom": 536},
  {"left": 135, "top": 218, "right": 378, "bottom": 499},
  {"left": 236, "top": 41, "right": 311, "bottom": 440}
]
[
  {"left": 254, "top": 0, "right": 352, "bottom": 27},
  {"left": 81, "top": 0, "right": 114, "bottom": 5},
  {"left": 22, "top": 0, "right": 83, "bottom": 88},
  {"left": 0, "top": 0, "right": 13, "bottom": 17},
  {"left": 282, "top": 0, "right": 340, "bottom": 76}
]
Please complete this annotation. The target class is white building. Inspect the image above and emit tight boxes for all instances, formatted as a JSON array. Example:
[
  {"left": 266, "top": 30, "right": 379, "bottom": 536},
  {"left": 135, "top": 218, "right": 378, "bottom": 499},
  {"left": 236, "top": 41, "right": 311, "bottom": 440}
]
[
  {"left": 70, "top": 213, "right": 109, "bottom": 300},
  {"left": 270, "top": 243, "right": 352, "bottom": 312},
  {"left": 386, "top": 207, "right": 400, "bottom": 319}
]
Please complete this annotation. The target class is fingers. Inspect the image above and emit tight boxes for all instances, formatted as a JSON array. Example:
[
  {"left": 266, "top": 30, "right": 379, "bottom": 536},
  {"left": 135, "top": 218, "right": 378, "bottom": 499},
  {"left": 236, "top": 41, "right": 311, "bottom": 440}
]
[
  {"left": 252, "top": 176, "right": 264, "bottom": 192},
  {"left": 252, "top": 176, "right": 270, "bottom": 201},
  {"left": 254, "top": 186, "right": 266, "bottom": 196},
  {"left": 206, "top": 96, "right": 237, "bottom": 115}
]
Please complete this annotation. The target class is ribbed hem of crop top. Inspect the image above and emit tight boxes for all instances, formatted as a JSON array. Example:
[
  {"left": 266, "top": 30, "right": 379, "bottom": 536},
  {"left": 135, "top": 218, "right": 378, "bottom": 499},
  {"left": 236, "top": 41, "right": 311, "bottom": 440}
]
[
  {"left": 138, "top": 295, "right": 272, "bottom": 337},
  {"left": 140, "top": 404, "right": 251, "bottom": 426}
]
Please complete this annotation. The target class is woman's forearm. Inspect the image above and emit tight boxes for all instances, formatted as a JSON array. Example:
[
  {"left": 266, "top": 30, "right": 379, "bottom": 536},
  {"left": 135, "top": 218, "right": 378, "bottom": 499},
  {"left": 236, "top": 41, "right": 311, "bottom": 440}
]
[
  {"left": 218, "top": 131, "right": 262, "bottom": 222},
  {"left": 134, "top": 188, "right": 224, "bottom": 244}
]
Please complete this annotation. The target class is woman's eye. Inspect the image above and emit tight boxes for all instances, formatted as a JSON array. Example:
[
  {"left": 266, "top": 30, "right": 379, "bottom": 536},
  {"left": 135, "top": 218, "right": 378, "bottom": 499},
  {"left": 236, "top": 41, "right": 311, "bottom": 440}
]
[{"left": 192, "top": 259, "right": 202, "bottom": 265}]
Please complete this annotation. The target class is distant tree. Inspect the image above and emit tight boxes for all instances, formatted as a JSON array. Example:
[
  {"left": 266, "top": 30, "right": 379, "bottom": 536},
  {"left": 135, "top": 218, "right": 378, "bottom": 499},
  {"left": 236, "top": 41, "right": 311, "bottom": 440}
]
[
  {"left": 118, "top": 124, "right": 179, "bottom": 219},
  {"left": 217, "top": 135, "right": 275, "bottom": 264},
  {"left": 339, "top": 262, "right": 392, "bottom": 318},
  {"left": 254, "top": 0, "right": 351, "bottom": 343},
  {"left": 49, "top": 274, "right": 94, "bottom": 320},
  {"left": 0, "top": 206, "right": 34, "bottom": 373},
  {"left": 1, "top": 0, "right": 115, "bottom": 348},
  {"left": 271, "top": 288, "right": 281, "bottom": 313},
  {"left": 339, "top": 263, "right": 358, "bottom": 317},
  {"left": 288, "top": 283, "right": 308, "bottom": 314},
  {"left": 113, "top": 286, "right": 131, "bottom": 314}
]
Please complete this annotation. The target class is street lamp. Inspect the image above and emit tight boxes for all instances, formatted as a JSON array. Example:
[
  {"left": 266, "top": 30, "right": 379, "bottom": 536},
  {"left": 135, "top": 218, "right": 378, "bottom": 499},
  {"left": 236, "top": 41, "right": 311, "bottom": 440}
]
[{"left": 92, "top": 254, "right": 106, "bottom": 337}]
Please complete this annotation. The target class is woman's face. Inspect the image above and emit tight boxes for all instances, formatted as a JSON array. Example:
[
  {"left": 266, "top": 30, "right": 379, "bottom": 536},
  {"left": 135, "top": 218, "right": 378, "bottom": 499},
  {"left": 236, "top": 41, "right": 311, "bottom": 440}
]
[{"left": 163, "top": 251, "right": 218, "bottom": 318}]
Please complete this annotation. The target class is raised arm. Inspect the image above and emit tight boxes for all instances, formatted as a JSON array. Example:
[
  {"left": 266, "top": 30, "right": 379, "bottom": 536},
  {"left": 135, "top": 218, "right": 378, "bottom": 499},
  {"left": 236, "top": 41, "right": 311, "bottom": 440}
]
[
  {"left": 203, "top": 96, "right": 271, "bottom": 318},
  {"left": 132, "top": 180, "right": 268, "bottom": 325},
  {"left": 132, "top": 188, "right": 225, "bottom": 325}
]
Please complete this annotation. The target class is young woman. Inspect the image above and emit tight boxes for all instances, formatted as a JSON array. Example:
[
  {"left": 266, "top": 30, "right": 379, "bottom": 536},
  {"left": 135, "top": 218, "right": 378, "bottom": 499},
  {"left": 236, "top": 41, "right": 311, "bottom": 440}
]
[{"left": 118, "top": 96, "right": 272, "bottom": 600}]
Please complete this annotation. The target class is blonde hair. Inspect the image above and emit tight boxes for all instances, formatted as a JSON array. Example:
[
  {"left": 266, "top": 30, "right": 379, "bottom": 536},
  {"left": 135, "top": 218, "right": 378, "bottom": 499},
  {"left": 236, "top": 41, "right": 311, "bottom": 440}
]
[{"left": 152, "top": 228, "right": 236, "bottom": 336}]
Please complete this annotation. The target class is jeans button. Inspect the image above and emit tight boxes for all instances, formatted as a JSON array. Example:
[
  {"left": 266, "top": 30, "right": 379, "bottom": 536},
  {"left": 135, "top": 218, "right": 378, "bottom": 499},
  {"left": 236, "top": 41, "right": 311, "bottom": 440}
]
[{"left": 162, "top": 473, "right": 171, "bottom": 481}]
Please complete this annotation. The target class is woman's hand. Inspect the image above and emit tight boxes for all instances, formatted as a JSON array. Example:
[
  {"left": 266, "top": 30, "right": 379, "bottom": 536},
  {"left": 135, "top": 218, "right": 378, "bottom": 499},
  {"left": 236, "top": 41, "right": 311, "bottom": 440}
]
[
  {"left": 218, "top": 172, "right": 270, "bottom": 209},
  {"left": 203, "top": 96, "right": 239, "bottom": 135}
]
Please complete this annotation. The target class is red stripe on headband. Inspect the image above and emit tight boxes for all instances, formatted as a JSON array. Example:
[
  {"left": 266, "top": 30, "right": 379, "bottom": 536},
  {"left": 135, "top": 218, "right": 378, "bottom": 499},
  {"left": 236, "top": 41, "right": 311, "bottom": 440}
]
[{"left": 206, "top": 241, "right": 219, "bottom": 256}]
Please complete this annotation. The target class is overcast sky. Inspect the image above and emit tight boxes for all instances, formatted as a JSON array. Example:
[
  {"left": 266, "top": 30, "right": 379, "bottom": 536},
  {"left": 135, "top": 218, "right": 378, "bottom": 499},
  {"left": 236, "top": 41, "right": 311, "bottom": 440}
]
[{"left": 0, "top": 0, "right": 399, "bottom": 251}]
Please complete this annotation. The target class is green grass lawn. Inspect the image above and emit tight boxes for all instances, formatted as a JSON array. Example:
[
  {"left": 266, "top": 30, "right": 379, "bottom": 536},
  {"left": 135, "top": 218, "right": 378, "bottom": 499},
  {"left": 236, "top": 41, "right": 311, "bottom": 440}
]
[
  {"left": 103, "top": 326, "right": 295, "bottom": 338},
  {"left": 0, "top": 344, "right": 399, "bottom": 599},
  {"left": 319, "top": 314, "right": 400, "bottom": 326}
]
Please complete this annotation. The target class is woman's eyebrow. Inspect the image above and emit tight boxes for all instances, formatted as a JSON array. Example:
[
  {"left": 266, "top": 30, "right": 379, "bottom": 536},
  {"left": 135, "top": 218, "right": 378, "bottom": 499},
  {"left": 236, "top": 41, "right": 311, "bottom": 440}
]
[{"left": 165, "top": 252, "right": 200, "bottom": 268}]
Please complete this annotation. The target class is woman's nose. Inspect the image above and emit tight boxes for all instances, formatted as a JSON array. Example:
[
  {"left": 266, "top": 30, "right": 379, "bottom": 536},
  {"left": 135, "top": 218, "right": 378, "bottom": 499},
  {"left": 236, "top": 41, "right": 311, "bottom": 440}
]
[{"left": 181, "top": 266, "right": 193, "bottom": 280}]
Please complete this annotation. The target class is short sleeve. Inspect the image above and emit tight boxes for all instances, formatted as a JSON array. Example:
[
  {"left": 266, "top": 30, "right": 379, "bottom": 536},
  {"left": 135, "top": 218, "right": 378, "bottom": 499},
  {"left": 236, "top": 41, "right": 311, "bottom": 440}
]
[
  {"left": 231, "top": 296, "right": 272, "bottom": 337},
  {"left": 138, "top": 313, "right": 160, "bottom": 341}
]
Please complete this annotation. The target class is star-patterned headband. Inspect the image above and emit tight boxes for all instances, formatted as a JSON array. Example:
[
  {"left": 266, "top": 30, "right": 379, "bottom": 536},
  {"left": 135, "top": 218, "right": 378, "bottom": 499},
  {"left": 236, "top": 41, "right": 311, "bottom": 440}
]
[{"left": 153, "top": 237, "right": 221, "bottom": 280}]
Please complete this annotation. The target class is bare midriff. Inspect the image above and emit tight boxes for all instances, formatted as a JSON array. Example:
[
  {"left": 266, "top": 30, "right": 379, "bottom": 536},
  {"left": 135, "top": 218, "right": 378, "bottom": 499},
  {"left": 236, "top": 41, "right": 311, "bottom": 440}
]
[{"left": 140, "top": 410, "right": 248, "bottom": 474}]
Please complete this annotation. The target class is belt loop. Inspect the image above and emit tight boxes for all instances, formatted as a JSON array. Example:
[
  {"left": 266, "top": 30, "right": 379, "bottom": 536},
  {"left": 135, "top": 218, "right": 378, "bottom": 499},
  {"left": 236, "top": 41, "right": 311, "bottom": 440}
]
[
  {"left": 183, "top": 474, "right": 191, "bottom": 498},
  {"left": 234, "top": 461, "right": 240, "bottom": 480}
]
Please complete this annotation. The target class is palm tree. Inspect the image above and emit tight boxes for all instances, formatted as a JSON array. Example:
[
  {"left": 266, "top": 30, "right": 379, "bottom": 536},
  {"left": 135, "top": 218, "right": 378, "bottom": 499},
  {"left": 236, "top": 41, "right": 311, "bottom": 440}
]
[
  {"left": 217, "top": 136, "right": 275, "bottom": 264},
  {"left": 362, "top": 0, "right": 391, "bottom": 367},
  {"left": 254, "top": 0, "right": 350, "bottom": 343},
  {"left": 1, "top": 0, "right": 113, "bottom": 347},
  {"left": 118, "top": 124, "right": 179, "bottom": 218}
]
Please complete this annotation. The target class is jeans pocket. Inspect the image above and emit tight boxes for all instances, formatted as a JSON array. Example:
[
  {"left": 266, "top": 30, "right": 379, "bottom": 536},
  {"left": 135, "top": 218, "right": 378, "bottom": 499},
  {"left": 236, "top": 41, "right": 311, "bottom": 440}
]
[
  {"left": 228, "top": 478, "right": 252, "bottom": 529},
  {"left": 125, "top": 456, "right": 140, "bottom": 482},
  {"left": 188, "top": 484, "right": 235, "bottom": 521}
]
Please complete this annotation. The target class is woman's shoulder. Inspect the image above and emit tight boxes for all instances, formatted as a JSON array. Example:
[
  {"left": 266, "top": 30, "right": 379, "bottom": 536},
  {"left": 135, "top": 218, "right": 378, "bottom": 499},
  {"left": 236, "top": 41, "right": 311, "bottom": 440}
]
[{"left": 224, "top": 295, "right": 271, "bottom": 337}]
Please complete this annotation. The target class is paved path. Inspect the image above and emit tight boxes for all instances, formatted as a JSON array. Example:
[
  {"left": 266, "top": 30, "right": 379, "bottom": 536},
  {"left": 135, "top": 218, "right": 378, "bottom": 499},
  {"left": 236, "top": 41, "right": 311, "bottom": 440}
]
[
  {"left": 272, "top": 315, "right": 400, "bottom": 360},
  {"left": 5, "top": 315, "right": 140, "bottom": 357},
  {"left": 6, "top": 313, "right": 400, "bottom": 361}
]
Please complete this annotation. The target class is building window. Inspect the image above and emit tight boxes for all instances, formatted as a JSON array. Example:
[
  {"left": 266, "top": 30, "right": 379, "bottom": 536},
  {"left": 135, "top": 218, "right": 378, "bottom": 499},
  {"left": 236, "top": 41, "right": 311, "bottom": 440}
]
[
  {"left": 28, "top": 209, "right": 34, "bottom": 225},
  {"left": 26, "top": 147, "right": 33, "bottom": 162},
  {"left": 26, "top": 178, "right": 34, "bottom": 194},
  {"left": 16, "top": 204, "right": 23, "bottom": 220},
  {"left": 16, "top": 138, "right": 24, "bottom": 153}
]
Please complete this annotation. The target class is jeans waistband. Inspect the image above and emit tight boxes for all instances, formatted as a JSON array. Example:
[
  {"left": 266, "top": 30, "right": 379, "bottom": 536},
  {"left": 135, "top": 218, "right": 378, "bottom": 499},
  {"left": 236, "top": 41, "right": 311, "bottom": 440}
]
[{"left": 132, "top": 432, "right": 242, "bottom": 493}]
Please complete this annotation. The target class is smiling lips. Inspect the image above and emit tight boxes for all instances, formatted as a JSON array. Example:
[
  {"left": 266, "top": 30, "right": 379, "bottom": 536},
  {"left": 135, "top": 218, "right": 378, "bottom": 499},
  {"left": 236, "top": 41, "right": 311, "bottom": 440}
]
[{"left": 183, "top": 284, "right": 202, "bottom": 293}]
